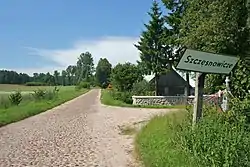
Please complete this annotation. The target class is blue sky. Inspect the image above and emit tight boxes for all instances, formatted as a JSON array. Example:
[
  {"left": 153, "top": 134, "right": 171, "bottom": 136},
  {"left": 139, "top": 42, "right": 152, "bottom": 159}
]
[{"left": 0, "top": 0, "right": 167, "bottom": 75}]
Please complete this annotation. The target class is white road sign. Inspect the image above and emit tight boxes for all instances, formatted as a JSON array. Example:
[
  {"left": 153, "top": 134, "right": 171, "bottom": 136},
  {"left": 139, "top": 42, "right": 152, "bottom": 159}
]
[{"left": 176, "top": 49, "right": 239, "bottom": 74}]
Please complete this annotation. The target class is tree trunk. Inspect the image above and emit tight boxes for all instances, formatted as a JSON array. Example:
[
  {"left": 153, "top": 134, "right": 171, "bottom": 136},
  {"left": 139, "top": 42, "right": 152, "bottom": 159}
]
[
  {"left": 155, "top": 73, "right": 159, "bottom": 96},
  {"left": 185, "top": 72, "right": 190, "bottom": 96}
]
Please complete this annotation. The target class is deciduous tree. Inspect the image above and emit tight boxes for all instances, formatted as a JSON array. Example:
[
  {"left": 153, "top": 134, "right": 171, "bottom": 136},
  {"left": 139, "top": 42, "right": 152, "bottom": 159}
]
[
  {"left": 76, "top": 52, "right": 94, "bottom": 83},
  {"left": 180, "top": 0, "right": 250, "bottom": 97},
  {"left": 95, "top": 58, "right": 112, "bottom": 87},
  {"left": 53, "top": 70, "right": 60, "bottom": 86},
  {"left": 111, "top": 63, "right": 143, "bottom": 92}
]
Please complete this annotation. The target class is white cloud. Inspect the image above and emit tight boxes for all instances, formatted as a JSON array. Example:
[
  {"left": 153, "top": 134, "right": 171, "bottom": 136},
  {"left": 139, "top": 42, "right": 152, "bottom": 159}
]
[
  {"left": 11, "top": 36, "right": 195, "bottom": 87},
  {"left": 23, "top": 36, "right": 140, "bottom": 70}
]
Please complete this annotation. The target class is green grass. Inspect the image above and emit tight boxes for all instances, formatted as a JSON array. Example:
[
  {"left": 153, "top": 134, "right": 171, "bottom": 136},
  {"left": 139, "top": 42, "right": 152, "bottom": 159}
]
[
  {"left": 136, "top": 111, "right": 199, "bottom": 167},
  {"left": 101, "top": 89, "right": 186, "bottom": 109},
  {"left": 0, "top": 87, "right": 88, "bottom": 127},
  {"left": 0, "top": 85, "right": 78, "bottom": 109},
  {"left": 0, "top": 84, "right": 75, "bottom": 92}
]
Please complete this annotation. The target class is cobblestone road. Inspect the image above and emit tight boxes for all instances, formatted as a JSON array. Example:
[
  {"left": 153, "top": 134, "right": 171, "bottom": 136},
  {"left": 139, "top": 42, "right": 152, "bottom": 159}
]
[{"left": 0, "top": 89, "right": 172, "bottom": 167}]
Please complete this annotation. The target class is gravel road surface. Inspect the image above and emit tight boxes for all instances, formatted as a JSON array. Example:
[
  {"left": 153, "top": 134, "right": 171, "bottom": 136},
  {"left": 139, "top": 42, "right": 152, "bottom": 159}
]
[{"left": 0, "top": 89, "right": 172, "bottom": 167}]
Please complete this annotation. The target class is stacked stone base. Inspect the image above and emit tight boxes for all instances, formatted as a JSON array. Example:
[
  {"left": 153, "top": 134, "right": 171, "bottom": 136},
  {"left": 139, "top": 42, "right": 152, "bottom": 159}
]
[
  {"left": 132, "top": 96, "right": 194, "bottom": 106},
  {"left": 132, "top": 95, "right": 220, "bottom": 106}
]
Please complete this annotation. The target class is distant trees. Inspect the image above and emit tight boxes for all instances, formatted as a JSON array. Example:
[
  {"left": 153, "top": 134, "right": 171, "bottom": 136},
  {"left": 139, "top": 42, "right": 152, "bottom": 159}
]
[
  {"left": 0, "top": 70, "right": 30, "bottom": 84},
  {"left": 61, "top": 70, "right": 67, "bottom": 86},
  {"left": 53, "top": 70, "right": 60, "bottom": 85},
  {"left": 0, "top": 51, "right": 95, "bottom": 86},
  {"left": 66, "top": 65, "right": 77, "bottom": 85},
  {"left": 95, "top": 58, "right": 112, "bottom": 88}
]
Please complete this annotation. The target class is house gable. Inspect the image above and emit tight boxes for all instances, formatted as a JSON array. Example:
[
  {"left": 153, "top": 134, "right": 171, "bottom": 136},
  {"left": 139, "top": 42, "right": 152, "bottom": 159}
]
[{"left": 149, "top": 69, "right": 194, "bottom": 96}]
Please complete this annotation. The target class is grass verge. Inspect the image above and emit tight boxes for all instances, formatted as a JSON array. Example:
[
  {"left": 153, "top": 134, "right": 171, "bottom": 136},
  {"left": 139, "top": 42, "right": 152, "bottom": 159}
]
[
  {"left": 0, "top": 88, "right": 89, "bottom": 127},
  {"left": 0, "top": 84, "right": 76, "bottom": 92},
  {"left": 101, "top": 89, "right": 186, "bottom": 109},
  {"left": 135, "top": 111, "right": 199, "bottom": 167}
]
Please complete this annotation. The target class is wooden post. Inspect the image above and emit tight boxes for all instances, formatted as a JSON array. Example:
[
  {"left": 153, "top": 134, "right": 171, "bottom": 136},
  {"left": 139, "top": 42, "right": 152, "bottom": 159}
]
[{"left": 193, "top": 72, "right": 206, "bottom": 124}]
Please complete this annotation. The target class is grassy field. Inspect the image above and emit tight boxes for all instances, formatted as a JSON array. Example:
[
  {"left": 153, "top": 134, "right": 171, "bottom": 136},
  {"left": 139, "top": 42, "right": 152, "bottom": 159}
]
[
  {"left": 101, "top": 89, "right": 186, "bottom": 109},
  {"left": 0, "top": 85, "right": 89, "bottom": 127},
  {"left": 135, "top": 111, "right": 199, "bottom": 167},
  {"left": 0, "top": 84, "right": 75, "bottom": 92}
]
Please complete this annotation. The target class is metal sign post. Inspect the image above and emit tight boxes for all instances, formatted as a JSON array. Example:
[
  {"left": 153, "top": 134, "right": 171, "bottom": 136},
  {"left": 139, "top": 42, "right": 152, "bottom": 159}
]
[{"left": 176, "top": 49, "right": 239, "bottom": 124}]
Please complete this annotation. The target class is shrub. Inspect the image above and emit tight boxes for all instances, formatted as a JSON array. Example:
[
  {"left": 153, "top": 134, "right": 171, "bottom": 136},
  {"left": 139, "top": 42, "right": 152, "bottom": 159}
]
[
  {"left": 32, "top": 87, "right": 60, "bottom": 101},
  {"left": 132, "top": 80, "right": 151, "bottom": 96},
  {"left": 45, "top": 87, "right": 60, "bottom": 100},
  {"left": 76, "top": 82, "right": 91, "bottom": 90},
  {"left": 228, "top": 96, "right": 250, "bottom": 124},
  {"left": 110, "top": 90, "right": 133, "bottom": 104},
  {"left": 25, "top": 82, "right": 47, "bottom": 86},
  {"left": 9, "top": 91, "right": 22, "bottom": 105},
  {"left": 32, "top": 89, "right": 46, "bottom": 100}
]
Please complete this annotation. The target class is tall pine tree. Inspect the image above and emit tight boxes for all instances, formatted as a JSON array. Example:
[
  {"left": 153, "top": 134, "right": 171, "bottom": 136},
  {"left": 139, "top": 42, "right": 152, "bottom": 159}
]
[
  {"left": 162, "top": 0, "right": 191, "bottom": 95},
  {"left": 135, "top": 0, "right": 172, "bottom": 95}
]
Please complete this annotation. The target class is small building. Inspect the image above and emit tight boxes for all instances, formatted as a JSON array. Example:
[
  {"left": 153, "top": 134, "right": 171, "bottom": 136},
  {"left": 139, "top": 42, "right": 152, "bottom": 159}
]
[{"left": 149, "top": 69, "right": 194, "bottom": 96}]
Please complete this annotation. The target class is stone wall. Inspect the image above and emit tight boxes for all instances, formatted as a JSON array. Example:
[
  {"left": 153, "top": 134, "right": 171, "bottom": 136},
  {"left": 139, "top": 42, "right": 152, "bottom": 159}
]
[{"left": 132, "top": 95, "right": 218, "bottom": 106}]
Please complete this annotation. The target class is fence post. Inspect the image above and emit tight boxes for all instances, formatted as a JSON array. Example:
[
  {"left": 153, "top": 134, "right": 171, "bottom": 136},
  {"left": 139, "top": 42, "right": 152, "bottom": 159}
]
[{"left": 222, "top": 76, "right": 231, "bottom": 112}]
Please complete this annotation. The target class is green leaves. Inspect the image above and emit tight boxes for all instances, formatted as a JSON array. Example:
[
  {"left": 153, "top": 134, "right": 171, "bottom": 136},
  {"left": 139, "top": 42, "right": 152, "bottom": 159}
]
[
  {"left": 231, "top": 59, "right": 250, "bottom": 99},
  {"left": 179, "top": 0, "right": 250, "bottom": 95},
  {"left": 76, "top": 52, "right": 94, "bottom": 83},
  {"left": 111, "top": 63, "right": 143, "bottom": 92},
  {"left": 95, "top": 58, "right": 112, "bottom": 87},
  {"left": 9, "top": 91, "right": 22, "bottom": 106}
]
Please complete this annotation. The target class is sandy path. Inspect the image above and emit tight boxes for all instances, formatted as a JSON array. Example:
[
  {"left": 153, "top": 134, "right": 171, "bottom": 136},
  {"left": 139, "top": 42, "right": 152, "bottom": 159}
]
[{"left": 0, "top": 89, "right": 173, "bottom": 167}]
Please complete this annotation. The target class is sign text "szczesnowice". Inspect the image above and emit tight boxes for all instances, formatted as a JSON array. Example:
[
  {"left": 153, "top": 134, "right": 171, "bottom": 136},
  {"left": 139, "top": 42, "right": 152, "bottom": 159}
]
[{"left": 176, "top": 49, "right": 239, "bottom": 74}]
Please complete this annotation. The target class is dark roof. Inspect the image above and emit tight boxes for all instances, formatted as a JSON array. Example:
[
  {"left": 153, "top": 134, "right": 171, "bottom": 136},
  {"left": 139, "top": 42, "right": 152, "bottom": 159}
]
[{"left": 149, "top": 69, "right": 194, "bottom": 88}]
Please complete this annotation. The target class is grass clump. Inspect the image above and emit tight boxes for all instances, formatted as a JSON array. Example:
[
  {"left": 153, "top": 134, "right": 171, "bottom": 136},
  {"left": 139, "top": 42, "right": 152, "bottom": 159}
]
[{"left": 136, "top": 100, "right": 250, "bottom": 167}]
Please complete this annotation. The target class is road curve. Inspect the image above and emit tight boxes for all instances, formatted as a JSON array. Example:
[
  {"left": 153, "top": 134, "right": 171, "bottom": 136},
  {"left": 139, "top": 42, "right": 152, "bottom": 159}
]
[{"left": 0, "top": 89, "right": 172, "bottom": 167}]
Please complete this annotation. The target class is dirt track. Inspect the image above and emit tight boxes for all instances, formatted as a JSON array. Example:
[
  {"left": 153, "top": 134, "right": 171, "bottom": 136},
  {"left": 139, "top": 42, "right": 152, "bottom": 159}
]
[{"left": 0, "top": 89, "right": 172, "bottom": 167}]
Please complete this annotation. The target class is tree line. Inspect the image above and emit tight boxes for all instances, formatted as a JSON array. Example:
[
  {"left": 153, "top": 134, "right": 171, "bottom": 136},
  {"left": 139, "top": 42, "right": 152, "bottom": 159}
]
[{"left": 0, "top": 52, "right": 112, "bottom": 87}]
